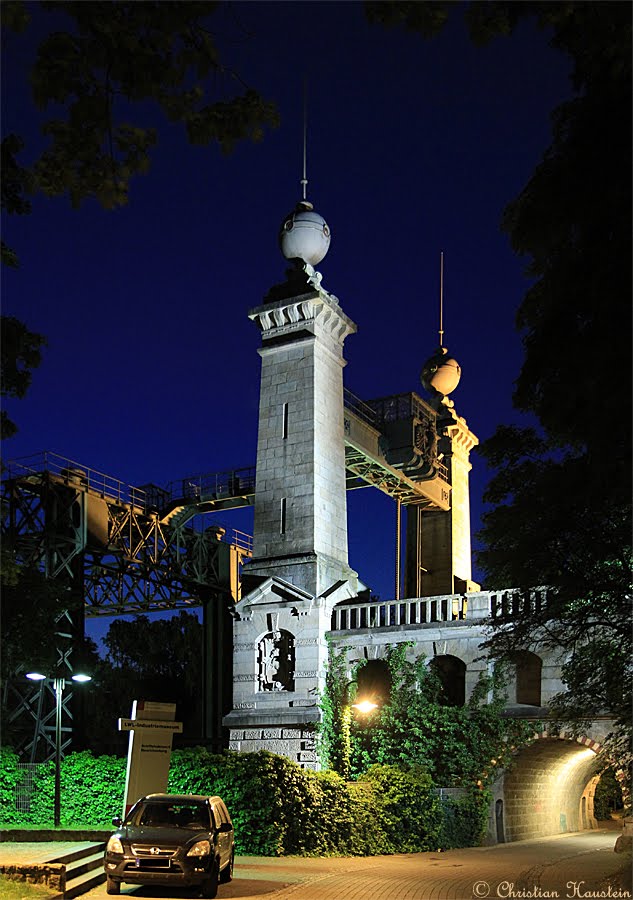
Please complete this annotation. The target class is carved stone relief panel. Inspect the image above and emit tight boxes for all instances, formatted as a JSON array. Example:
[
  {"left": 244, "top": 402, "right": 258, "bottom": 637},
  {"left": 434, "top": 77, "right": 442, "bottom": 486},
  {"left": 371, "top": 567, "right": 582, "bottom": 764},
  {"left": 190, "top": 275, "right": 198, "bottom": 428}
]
[{"left": 257, "top": 625, "right": 296, "bottom": 692}]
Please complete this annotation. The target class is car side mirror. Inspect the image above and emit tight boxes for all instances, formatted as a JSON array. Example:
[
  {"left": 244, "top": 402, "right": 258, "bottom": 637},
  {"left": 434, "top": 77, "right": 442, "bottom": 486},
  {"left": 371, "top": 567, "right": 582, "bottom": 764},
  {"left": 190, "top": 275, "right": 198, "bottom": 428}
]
[
  {"left": 218, "top": 822, "right": 232, "bottom": 833},
  {"left": 112, "top": 816, "right": 122, "bottom": 827}
]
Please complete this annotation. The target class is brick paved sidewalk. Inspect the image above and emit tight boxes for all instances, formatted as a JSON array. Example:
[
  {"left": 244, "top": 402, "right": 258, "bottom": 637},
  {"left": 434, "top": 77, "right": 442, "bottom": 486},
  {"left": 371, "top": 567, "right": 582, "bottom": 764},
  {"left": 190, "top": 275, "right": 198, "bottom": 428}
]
[{"left": 2, "top": 828, "right": 629, "bottom": 900}]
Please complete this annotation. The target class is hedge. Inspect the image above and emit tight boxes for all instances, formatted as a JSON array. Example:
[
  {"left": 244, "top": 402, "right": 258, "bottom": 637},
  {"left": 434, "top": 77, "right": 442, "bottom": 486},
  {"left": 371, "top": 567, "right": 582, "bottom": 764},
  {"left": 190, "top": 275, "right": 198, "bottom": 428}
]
[
  {"left": 438, "top": 790, "right": 490, "bottom": 849},
  {"left": 0, "top": 746, "right": 483, "bottom": 854}
]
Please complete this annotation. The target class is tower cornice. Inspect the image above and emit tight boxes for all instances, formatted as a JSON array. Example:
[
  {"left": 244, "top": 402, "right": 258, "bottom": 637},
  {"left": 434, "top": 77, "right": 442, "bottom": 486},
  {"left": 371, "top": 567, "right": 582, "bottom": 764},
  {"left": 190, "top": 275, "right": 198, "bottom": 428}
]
[
  {"left": 249, "top": 289, "right": 357, "bottom": 347},
  {"left": 446, "top": 420, "right": 479, "bottom": 456}
]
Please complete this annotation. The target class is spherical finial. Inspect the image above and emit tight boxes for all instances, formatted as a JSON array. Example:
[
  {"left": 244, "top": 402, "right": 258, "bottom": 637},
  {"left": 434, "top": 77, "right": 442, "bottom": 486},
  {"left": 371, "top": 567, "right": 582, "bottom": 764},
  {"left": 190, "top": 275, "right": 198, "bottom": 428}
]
[
  {"left": 421, "top": 347, "right": 461, "bottom": 397},
  {"left": 279, "top": 200, "right": 331, "bottom": 266}
]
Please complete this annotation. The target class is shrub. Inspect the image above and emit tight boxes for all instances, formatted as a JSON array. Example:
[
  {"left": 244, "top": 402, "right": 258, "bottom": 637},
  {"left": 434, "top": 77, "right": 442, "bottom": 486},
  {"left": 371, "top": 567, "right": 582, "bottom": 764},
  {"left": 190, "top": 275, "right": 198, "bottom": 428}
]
[
  {"left": 37, "top": 751, "right": 126, "bottom": 826},
  {"left": 0, "top": 747, "right": 126, "bottom": 827},
  {"left": 172, "top": 751, "right": 448, "bottom": 855},
  {"left": 358, "top": 764, "right": 443, "bottom": 853},
  {"left": 1, "top": 746, "right": 486, "bottom": 852},
  {"left": 169, "top": 749, "right": 354, "bottom": 855},
  {"left": 438, "top": 789, "right": 490, "bottom": 849},
  {"left": 169, "top": 748, "right": 287, "bottom": 855},
  {"left": 593, "top": 767, "right": 624, "bottom": 820}
]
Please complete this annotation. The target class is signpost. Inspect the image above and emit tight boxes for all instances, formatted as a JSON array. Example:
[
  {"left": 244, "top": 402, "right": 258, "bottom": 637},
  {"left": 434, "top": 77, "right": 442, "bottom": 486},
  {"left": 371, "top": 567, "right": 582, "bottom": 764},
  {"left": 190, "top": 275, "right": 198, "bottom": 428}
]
[{"left": 119, "top": 700, "right": 183, "bottom": 816}]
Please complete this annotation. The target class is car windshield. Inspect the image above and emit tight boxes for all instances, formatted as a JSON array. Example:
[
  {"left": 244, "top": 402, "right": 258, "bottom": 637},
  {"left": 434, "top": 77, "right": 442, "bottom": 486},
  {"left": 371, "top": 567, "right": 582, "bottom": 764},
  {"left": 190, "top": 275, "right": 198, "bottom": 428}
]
[{"left": 127, "top": 801, "right": 210, "bottom": 830}]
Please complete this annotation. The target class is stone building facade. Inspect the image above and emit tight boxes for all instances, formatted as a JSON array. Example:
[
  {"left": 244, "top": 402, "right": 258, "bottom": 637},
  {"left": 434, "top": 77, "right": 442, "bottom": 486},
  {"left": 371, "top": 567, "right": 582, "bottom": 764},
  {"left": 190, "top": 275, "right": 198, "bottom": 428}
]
[{"left": 221, "top": 241, "right": 612, "bottom": 845}]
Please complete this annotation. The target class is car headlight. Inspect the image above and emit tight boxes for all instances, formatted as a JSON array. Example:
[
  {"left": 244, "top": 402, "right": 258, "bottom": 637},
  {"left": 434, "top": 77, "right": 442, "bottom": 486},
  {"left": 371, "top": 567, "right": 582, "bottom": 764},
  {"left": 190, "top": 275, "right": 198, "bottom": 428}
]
[
  {"left": 106, "top": 835, "right": 124, "bottom": 854},
  {"left": 187, "top": 840, "right": 211, "bottom": 857}
]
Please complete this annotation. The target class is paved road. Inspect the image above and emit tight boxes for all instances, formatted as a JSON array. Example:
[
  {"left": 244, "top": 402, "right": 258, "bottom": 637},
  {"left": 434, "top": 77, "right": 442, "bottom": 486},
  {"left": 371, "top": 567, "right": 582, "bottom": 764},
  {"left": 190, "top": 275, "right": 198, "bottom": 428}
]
[{"left": 80, "top": 829, "right": 631, "bottom": 900}]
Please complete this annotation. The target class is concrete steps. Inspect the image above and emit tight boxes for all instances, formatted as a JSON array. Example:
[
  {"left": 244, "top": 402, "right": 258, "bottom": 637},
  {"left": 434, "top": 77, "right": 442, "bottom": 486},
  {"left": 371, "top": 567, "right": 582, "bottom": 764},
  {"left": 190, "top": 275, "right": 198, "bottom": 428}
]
[{"left": 51, "top": 843, "right": 106, "bottom": 899}]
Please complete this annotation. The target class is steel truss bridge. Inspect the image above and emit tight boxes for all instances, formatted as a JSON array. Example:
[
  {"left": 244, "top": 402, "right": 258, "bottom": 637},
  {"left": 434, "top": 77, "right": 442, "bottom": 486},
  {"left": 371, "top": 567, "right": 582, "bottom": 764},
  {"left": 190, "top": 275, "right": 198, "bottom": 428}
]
[
  {"left": 2, "top": 452, "right": 254, "bottom": 761},
  {"left": 2, "top": 389, "right": 451, "bottom": 760}
]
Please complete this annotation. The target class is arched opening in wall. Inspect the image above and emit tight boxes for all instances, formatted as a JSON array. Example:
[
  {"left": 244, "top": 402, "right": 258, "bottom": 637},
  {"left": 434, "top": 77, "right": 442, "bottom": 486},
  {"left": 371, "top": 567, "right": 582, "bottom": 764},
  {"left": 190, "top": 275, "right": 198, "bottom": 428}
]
[
  {"left": 592, "top": 766, "right": 625, "bottom": 821},
  {"left": 502, "top": 737, "right": 598, "bottom": 842},
  {"left": 356, "top": 659, "right": 392, "bottom": 707},
  {"left": 429, "top": 655, "right": 465, "bottom": 707},
  {"left": 257, "top": 629, "right": 295, "bottom": 692},
  {"left": 513, "top": 650, "right": 542, "bottom": 706}
]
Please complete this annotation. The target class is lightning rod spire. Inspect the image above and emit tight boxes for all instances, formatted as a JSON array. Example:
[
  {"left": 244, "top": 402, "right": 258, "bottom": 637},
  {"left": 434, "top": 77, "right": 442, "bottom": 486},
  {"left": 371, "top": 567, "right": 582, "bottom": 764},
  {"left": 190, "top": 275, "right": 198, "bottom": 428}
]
[
  {"left": 301, "top": 81, "right": 308, "bottom": 201},
  {"left": 438, "top": 250, "right": 445, "bottom": 348}
]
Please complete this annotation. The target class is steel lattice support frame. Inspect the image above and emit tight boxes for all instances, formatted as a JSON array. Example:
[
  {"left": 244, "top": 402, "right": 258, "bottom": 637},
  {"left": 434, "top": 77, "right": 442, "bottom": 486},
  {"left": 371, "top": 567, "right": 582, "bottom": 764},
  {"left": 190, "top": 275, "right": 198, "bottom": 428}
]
[
  {"left": 344, "top": 445, "right": 443, "bottom": 507},
  {"left": 83, "top": 499, "right": 233, "bottom": 617},
  {"left": 2, "top": 469, "right": 240, "bottom": 760},
  {"left": 4, "top": 609, "right": 78, "bottom": 763}
]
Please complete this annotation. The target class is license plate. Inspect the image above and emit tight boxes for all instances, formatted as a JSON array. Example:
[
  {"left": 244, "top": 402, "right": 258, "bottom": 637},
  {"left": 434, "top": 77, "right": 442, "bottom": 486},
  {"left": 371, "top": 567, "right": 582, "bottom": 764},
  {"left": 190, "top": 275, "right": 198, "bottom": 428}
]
[{"left": 136, "top": 858, "right": 171, "bottom": 869}]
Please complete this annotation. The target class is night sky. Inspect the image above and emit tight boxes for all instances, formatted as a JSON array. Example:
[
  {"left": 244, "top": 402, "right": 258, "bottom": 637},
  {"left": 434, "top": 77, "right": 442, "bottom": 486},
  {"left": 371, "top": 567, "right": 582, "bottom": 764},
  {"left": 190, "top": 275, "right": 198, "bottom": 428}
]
[{"left": 2, "top": 3, "right": 573, "bottom": 647}]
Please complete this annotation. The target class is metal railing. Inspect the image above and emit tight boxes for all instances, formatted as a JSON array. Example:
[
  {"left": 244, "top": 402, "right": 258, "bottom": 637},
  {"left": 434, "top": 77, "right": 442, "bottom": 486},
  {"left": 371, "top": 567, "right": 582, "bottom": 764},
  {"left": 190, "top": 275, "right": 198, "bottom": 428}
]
[
  {"left": 167, "top": 466, "right": 256, "bottom": 504},
  {"left": 344, "top": 389, "right": 438, "bottom": 430},
  {"left": 5, "top": 451, "right": 149, "bottom": 510},
  {"left": 13, "top": 763, "right": 41, "bottom": 814},
  {"left": 228, "top": 528, "right": 254, "bottom": 555},
  {"left": 343, "top": 388, "right": 377, "bottom": 426},
  {"left": 364, "top": 391, "right": 436, "bottom": 427},
  {"left": 4, "top": 451, "right": 254, "bottom": 553}
]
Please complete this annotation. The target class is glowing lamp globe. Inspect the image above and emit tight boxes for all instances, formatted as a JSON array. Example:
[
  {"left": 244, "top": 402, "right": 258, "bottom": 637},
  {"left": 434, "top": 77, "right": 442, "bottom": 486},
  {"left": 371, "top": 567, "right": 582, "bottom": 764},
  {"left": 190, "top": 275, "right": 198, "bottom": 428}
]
[{"left": 279, "top": 200, "right": 331, "bottom": 266}]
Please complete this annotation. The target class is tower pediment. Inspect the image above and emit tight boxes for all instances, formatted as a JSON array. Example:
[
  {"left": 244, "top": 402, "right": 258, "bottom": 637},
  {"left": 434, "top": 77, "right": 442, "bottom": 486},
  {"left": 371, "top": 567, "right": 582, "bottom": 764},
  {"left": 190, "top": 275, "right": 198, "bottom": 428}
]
[{"left": 237, "top": 575, "right": 314, "bottom": 616}]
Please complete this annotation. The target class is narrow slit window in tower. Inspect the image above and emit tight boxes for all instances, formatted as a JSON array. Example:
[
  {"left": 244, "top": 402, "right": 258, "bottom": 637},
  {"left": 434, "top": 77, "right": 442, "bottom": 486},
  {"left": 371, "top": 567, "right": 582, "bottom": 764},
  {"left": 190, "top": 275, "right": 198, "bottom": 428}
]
[
  {"left": 282, "top": 402, "right": 289, "bottom": 439},
  {"left": 280, "top": 498, "right": 287, "bottom": 534}
]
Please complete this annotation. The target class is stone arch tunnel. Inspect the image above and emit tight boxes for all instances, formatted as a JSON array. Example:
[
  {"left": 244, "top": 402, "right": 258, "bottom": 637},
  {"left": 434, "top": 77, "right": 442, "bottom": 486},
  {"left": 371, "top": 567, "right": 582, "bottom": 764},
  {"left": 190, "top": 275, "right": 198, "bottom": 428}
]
[{"left": 491, "top": 734, "right": 604, "bottom": 843}]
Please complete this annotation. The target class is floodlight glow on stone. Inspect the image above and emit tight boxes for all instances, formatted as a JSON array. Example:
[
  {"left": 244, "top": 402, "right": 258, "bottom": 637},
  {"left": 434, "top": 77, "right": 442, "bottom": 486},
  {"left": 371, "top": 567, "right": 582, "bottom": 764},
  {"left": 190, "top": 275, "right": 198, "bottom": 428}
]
[{"left": 279, "top": 200, "right": 331, "bottom": 266}]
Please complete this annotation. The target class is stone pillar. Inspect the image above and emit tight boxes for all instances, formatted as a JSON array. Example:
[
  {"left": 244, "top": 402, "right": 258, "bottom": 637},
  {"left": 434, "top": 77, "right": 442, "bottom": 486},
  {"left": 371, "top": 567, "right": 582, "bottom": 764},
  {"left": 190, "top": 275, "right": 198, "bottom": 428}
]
[
  {"left": 223, "top": 272, "right": 360, "bottom": 767},
  {"left": 404, "top": 409, "right": 479, "bottom": 597},
  {"left": 245, "top": 280, "right": 358, "bottom": 597}
]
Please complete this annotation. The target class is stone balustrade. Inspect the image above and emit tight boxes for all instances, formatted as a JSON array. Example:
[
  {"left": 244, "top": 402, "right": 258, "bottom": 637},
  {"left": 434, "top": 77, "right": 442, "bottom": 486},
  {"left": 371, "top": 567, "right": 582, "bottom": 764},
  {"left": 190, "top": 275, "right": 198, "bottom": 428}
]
[{"left": 330, "top": 588, "right": 550, "bottom": 632}]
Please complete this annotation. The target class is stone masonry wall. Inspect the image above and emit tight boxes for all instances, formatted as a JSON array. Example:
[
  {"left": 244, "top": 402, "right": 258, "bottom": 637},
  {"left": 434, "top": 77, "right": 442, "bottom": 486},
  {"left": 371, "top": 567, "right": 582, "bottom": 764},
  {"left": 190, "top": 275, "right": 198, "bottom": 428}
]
[
  {"left": 253, "top": 337, "right": 318, "bottom": 560},
  {"left": 248, "top": 290, "right": 357, "bottom": 598},
  {"left": 229, "top": 725, "right": 319, "bottom": 770},
  {"left": 0, "top": 863, "right": 66, "bottom": 892}
]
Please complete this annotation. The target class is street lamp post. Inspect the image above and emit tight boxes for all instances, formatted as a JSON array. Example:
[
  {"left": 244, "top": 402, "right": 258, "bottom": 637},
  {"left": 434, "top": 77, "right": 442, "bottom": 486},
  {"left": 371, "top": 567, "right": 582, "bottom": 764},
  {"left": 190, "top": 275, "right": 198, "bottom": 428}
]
[{"left": 26, "top": 671, "right": 91, "bottom": 828}]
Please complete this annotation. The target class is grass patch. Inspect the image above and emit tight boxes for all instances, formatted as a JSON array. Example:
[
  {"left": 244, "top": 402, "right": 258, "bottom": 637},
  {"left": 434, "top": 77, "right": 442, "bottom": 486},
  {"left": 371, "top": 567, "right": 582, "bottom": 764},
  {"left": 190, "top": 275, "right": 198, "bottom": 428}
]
[{"left": 0, "top": 876, "right": 57, "bottom": 900}]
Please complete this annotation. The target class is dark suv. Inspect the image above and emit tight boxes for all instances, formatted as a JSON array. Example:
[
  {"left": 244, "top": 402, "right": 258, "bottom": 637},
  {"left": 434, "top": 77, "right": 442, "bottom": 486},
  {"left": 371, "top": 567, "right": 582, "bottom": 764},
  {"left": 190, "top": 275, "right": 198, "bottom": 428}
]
[{"left": 104, "top": 793, "right": 234, "bottom": 898}]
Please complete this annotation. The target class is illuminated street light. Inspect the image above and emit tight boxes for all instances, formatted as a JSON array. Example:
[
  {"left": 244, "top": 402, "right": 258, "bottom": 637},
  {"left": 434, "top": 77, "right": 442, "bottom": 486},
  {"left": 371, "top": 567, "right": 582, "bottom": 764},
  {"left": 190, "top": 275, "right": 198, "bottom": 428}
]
[
  {"left": 340, "top": 680, "right": 380, "bottom": 781},
  {"left": 26, "top": 671, "right": 92, "bottom": 827},
  {"left": 352, "top": 699, "right": 379, "bottom": 715}
]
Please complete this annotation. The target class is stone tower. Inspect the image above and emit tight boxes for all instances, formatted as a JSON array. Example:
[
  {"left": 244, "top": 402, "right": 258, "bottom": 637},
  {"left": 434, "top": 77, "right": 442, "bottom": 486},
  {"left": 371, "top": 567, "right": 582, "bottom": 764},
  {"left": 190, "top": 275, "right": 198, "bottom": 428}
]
[
  {"left": 245, "top": 278, "right": 358, "bottom": 597},
  {"left": 404, "top": 343, "right": 479, "bottom": 597},
  {"left": 404, "top": 405, "right": 479, "bottom": 597},
  {"left": 223, "top": 203, "right": 360, "bottom": 767}
]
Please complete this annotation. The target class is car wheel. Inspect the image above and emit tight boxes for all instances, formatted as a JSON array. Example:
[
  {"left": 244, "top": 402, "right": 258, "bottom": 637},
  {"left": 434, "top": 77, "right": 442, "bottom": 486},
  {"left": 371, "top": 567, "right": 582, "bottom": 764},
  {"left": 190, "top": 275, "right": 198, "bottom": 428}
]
[
  {"left": 105, "top": 874, "right": 120, "bottom": 895},
  {"left": 200, "top": 859, "right": 219, "bottom": 898},
  {"left": 219, "top": 849, "right": 234, "bottom": 883}
]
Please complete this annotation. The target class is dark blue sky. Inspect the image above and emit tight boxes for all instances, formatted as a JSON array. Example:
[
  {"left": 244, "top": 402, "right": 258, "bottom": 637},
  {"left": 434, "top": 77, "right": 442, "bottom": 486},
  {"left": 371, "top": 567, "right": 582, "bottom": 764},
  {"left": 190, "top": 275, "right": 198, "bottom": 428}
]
[{"left": 2, "top": 3, "right": 573, "bottom": 640}]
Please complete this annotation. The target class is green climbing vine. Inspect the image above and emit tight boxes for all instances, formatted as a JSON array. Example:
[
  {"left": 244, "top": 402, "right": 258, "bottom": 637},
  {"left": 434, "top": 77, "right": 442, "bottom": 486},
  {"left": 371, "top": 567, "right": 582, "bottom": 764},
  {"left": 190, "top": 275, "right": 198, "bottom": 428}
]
[{"left": 319, "top": 640, "right": 535, "bottom": 788}]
